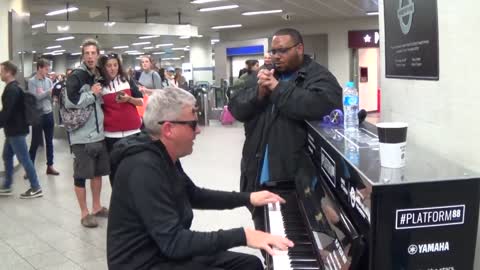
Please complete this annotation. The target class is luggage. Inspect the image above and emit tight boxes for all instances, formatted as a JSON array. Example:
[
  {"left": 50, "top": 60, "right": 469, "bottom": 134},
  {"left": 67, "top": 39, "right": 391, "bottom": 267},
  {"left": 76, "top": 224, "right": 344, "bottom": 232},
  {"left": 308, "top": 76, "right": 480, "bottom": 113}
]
[{"left": 220, "top": 105, "right": 235, "bottom": 125}]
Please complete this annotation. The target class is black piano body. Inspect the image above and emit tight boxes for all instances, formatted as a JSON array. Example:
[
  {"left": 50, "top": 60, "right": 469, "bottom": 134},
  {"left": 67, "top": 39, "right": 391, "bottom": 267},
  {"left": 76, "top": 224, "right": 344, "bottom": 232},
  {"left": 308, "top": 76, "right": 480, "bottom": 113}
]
[{"left": 264, "top": 121, "right": 480, "bottom": 270}]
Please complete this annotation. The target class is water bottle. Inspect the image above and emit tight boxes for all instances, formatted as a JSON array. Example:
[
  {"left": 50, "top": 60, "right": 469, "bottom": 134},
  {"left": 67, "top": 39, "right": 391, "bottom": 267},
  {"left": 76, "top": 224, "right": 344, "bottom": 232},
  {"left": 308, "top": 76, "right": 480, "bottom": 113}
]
[{"left": 343, "top": 81, "right": 359, "bottom": 132}]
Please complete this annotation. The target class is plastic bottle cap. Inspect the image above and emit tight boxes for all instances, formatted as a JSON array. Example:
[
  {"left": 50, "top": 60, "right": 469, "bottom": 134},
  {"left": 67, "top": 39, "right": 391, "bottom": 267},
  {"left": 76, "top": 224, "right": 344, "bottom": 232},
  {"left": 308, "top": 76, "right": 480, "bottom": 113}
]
[{"left": 346, "top": 81, "right": 354, "bottom": 88}]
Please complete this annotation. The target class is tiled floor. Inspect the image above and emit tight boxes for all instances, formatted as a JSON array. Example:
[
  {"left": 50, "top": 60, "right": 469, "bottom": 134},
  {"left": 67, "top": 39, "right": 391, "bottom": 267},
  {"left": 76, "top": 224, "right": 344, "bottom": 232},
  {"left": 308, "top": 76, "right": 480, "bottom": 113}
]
[{"left": 0, "top": 122, "right": 259, "bottom": 270}]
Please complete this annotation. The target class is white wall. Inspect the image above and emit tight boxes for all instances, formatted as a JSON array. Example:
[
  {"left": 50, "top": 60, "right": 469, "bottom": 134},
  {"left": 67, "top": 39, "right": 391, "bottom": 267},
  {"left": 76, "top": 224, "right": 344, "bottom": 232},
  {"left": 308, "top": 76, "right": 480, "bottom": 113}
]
[
  {"left": 219, "top": 17, "right": 378, "bottom": 86},
  {"left": 214, "top": 38, "right": 269, "bottom": 84},
  {"left": 231, "top": 55, "right": 264, "bottom": 80},
  {"left": 358, "top": 48, "right": 379, "bottom": 111}
]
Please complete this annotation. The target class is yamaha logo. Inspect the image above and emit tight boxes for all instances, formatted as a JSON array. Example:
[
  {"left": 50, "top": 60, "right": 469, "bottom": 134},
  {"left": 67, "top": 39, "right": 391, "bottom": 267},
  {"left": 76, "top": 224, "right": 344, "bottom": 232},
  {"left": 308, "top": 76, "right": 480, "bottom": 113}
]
[
  {"left": 408, "top": 242, "right": 450, "bottom": 255},
  {"left": 397, "top": 0, "right": 415, "bottom": 35},
  {"left": 408, "top": 244, "right": 418, "bottom": 255}
]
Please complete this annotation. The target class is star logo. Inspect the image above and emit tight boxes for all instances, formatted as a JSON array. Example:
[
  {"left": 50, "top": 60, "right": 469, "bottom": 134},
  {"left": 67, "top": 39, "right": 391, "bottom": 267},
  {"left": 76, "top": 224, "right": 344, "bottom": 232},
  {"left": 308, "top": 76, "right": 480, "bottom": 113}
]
[
  {"left": 408, "top": 244, "right": 418, "bottom": 255},
  {"left": 363, "top": 34, "right": 372, "bottom": 43}
]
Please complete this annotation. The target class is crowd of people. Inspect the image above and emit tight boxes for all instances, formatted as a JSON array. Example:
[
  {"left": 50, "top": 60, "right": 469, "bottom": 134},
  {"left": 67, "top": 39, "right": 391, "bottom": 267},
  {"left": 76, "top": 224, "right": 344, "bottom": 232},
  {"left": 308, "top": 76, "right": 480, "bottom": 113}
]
[{"left": 0, "top": 27, "right": 343, "bottom": 270}]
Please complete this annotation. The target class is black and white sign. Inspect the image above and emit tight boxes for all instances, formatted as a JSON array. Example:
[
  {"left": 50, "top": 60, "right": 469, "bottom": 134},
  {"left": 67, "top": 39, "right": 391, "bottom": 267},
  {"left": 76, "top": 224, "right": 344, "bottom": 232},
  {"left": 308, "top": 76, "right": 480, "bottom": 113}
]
[
  {"left": 384, "top": 0, "right": 439, "bottom": 80},
  {"left": 395, "top": 205, "right": 465, "bottom": 230}
]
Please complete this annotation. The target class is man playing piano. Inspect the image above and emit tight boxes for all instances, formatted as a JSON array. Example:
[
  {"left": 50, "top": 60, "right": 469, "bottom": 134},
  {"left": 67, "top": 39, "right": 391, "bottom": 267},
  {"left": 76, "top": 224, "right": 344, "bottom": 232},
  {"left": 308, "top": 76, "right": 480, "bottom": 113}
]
[
  {"left": 228, "top": 28, "right": 342, "bottom": 234},
  {"left": 107, "top": 88, "right": 294, "bottom": 270}
]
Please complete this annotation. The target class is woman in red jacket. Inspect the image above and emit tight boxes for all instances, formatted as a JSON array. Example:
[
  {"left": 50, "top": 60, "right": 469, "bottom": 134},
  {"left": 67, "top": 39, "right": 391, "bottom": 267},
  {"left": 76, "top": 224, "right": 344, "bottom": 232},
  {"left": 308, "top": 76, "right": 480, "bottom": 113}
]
[{"left": 99, "top": 53, "right": 144, "bottom": 185}]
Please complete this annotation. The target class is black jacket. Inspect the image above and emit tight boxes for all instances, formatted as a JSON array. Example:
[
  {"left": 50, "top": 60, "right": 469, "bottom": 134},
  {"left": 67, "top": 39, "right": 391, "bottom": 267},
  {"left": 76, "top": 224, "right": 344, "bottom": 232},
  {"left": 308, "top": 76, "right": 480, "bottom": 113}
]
[
  {"left": 228, "top": 56, "right": 342, "bottom": 193},
  {"left": 107, "top": 133, "right": 251, "bottom": 270},
  {"left": 0, "top": 81, "right": 29, "bottom": 137}
]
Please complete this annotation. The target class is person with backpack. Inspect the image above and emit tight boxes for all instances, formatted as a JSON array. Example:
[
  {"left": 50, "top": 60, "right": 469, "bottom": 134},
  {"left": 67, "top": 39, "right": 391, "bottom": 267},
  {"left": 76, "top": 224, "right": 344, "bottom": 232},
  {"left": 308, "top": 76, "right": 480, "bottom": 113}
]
[
  {"left": 98, "top": 52, "right": 143, "bottom": 186},
  {"left": 0, "top": 61, "right": 43, "bottom": 199},
  {"left": 26, "top": 58, "right": 60, "bottom": 177},
  {"left": 64, "top": 39, "right": 110, "bottom": 228}
]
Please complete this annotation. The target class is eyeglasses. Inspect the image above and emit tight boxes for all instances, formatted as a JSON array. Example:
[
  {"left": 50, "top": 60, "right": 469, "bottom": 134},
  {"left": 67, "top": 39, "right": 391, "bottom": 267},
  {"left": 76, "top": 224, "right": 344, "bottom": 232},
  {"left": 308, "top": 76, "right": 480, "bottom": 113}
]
[
  {"left": 268, "top": 43, "right": 299, "bottom": 56},
  {"left": 158, "top": 120, "right": 198, "bottom": 131}
]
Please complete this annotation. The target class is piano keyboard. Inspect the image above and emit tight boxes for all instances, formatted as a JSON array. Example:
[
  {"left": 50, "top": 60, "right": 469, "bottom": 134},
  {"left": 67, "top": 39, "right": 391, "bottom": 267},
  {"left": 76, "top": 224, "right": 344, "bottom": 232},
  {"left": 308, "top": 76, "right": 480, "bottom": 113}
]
[{"left": 266, "top": 193, "right": 321, "bottom": 270}]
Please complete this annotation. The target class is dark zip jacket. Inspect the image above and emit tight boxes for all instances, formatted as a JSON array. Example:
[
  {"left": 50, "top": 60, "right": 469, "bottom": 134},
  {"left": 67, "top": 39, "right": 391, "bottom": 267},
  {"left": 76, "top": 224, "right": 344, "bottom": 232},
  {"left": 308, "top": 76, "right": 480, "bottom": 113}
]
[
  {"left": 228, "top": 55, "right": 342, "bottom": 194},
  {"left": 107, "top": 133, "right": 251, "bottom": 270},
  {"left": 0, "top": 81, "right": 29, "bottom": 137}
]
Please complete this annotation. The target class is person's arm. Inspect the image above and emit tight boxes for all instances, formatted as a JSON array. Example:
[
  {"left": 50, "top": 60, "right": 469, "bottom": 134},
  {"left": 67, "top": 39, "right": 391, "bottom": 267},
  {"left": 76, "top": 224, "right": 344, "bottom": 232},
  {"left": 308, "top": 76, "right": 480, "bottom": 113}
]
[
  {"left": 28, "top": 79, "right": 51, "bottom": 101},
  {"left": 269, "top": 70, "right": 342, "bottom": 121},
  {"left": 65, "top": 74, "right": 97, "bottom": 109},
  {"left": 186, "top": 178, "right": 251, "bottom": 210},
  {"left": 129, "top": 163, "right": 246, "bottom": 260},
  {"left": 0, "top": 87, "right": 20, "bottom": 128},
  {"left": 228, "top": 83, "right": 269, "bottom": 122}
]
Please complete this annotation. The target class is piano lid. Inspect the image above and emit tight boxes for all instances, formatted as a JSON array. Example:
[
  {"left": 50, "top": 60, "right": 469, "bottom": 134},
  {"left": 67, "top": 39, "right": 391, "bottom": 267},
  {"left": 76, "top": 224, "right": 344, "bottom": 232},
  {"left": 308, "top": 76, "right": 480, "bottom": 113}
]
[{"left": 306, "top": 121, "right": 479, "bottom": 187}]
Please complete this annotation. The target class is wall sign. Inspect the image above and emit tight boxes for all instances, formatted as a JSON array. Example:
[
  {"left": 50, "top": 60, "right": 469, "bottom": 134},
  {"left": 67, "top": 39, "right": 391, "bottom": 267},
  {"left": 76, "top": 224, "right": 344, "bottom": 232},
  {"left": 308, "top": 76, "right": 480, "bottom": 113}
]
[
  {"left": 348, "top": 30, "right": 380, "bottom": 48},
  {"left": 384, "top": 0, "right": 439, "bottom": 80}
]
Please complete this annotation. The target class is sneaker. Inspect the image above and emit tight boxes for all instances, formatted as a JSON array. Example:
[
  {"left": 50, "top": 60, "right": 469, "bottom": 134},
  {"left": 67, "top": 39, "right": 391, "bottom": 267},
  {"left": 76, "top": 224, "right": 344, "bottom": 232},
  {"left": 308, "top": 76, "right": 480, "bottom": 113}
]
[
  {"left": 20, "top": 188, "right": 43, "bottom": 199},
  {"left": 81, "top": 214, "right": 98, "bottom": 228},
  {"left": 23, "top": 174, "right": 28, "bottom": 180},
  {"left": 0, "top": 187, "right": 13, "bottom": 196}
]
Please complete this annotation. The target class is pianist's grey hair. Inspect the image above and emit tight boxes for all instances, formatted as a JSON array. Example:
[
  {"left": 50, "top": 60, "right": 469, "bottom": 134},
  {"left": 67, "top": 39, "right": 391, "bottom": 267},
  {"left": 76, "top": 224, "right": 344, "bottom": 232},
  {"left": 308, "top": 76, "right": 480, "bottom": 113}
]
[{"left": 143, "top": 87, "right": 196, "bottom": 136}]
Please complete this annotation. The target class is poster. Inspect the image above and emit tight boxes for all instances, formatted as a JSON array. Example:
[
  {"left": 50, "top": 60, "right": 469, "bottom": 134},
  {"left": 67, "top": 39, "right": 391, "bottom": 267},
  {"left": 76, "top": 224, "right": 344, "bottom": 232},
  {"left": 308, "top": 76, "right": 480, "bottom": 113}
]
[{"left": 384, "top": 0, "right": 439, "bottom": 80}]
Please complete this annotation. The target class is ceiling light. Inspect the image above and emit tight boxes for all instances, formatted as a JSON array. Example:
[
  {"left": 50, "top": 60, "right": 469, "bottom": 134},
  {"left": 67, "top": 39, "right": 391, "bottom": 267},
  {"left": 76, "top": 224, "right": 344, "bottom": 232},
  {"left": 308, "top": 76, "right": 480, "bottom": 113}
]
[
  {"left": 52, "top": 50, "right": 66, "bottom": 53},
  {"left": 143, "top": 47, "right": 154, "bottom": 50},
  {"left": 57, "top": 25, "right": 70, "bottom": 32},
  {"left": 52, "top": 52, "right": 64, "bottom": 56},
  {"left": 242, "top": 10, "right": 283, "bottom": 16},
  {"left": 156, "top": 43, "right": 174, "bottom": 47},
  {"left": 129, "top": 52, "right": 144, "bottom": 55},
  {"left": 46, "top": 7, "right": 79, "bottom": 16},
  {"left": 113, "top": 45, "right": 129, "bottom": 49},
  {"left": 55, "top": 36, "right": 75, "bottom": 41},
  {"left": 199, "top": 5, "right": 239, "bottom": 12},
  {"left": 46, "top": 45, "right": 62, "bottom": 50},
  {"left": 191, "top": 0, "right": 225, "bottom": 4},
  {"left": 171, "top": 47, "right": 186, "bottom": 51},
  {"left": 31, "top": 23, "right": 45, "bottom": 29},
  {"left": 163, "top": 57, "right": 181, "bottom": 60},
  {"left": 153, "top": 52, "right": 166, "bottom": 55},
  {"left": 366, "top": 11, "right": 379, "bottom": 16},
  {"left": 132, "top": 42, "right": 151, "bottom": 46},
  {"left": 180, "top": 56, "right": 185, "bottom": 58},
  {"left": 71, "top": 52, "right": 81, "bottom": 55},
  {"left": 139, "top": 35, "right": 160, "bottom": 39},
  {"left": 179, "top": 36, "right": 190, "bottom": 39},
  {"left": 104, "top": 22, "right": 116, "bottom": 27},
  {"left": 211, "top": 39, "right": 220, "bottom": 44},
  {"left": 124, "top": 50, "right": 140, "bottom": 54},
  {"left": 100, "top": 50, "right": 105, "bottom": 54},
  {"left": 211, "top": 24, "right": 242, "bottom": 30}
]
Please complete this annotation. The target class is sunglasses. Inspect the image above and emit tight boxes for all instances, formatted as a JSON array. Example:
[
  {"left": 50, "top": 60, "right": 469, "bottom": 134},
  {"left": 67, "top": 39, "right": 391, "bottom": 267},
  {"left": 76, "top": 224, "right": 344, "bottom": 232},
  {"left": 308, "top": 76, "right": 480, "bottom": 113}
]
[
  {"left": 100, "top": 53, "right": 119, "bottom": 61},
  {"left": 158, "top": 120, "right": 198, "bottom": 131},
  {"left": 268, "top": 43, "right": 299, "bottom": 56}
]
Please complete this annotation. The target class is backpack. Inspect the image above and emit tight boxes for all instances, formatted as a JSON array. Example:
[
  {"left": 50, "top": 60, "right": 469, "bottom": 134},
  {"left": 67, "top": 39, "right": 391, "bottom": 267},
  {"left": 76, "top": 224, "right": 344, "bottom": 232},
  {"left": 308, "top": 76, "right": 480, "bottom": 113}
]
[
  {"left": 59, "top": 69, "right": 94, "bottom": 132},
  {"left": 23, "top": 90, "right": 42, "bottom": 126}
]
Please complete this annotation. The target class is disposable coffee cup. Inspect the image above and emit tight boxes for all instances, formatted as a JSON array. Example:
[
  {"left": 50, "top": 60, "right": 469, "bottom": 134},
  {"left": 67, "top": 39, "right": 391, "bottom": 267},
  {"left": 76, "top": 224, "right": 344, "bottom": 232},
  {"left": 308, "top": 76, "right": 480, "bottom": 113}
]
[
  {"left": 380, "top": 167, "right": 405, "bottom": 183},
  {"left": 376, "top": 122, "right": 408, "bottom": 168}
]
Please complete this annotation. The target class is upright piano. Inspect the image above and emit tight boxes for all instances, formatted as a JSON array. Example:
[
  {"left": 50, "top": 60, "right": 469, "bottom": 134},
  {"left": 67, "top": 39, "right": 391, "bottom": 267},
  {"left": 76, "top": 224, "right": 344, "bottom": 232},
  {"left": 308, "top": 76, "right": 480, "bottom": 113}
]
[{"left": 264, "top": 121, "right": 480, "bottom": 270}]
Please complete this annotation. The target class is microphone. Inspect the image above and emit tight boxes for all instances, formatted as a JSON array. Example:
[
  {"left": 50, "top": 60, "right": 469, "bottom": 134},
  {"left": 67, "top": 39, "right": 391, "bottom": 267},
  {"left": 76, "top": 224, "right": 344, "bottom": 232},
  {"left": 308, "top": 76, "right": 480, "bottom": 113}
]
[{"left": 358, "top": 109, "right": 367, "bottom": 124}]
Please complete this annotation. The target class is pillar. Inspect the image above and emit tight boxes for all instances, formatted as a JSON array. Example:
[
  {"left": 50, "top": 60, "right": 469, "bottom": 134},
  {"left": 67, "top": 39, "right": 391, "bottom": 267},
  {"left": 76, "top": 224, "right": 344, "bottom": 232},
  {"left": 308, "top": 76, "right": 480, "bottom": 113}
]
[{"left": 189, "top": 37, "right": 213, "bottom": 83}]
